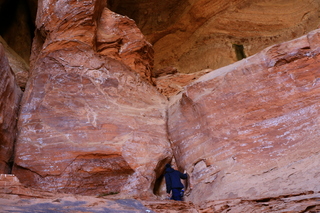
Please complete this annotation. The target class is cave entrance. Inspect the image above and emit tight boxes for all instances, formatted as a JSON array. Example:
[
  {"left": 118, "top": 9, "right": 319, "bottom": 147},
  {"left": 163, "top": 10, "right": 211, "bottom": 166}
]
[
  {"left": 153, "top": 173, "right": 165, "bottom": 195},
  {"left": 233, "top": 44, "right": 247, "bottom": 61}
]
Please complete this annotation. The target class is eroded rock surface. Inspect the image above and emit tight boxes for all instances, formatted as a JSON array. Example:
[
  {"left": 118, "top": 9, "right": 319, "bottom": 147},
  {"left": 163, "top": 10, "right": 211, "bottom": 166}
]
[
  {"left": 154, "top": 68, "right": 212, "bottom": 97},
  {"left": 13, "top": 0, "right": 171, "bottom": 198},
  {"left": 110, "top": 0, "right": 320, "bottom": 74},
  {"left": 0, "top": 44, "right": 22, "bottom": 173},
  {"left": 168, "top": 29, "right": 320, "bottom": 204},
  {"left": 0, "top": 36, "right": 29, "bottom": 89},
  {"left": 96, "top": 8, "right": 154, "bottom": 84},
  {"left": 197, "top": 193, "right": 320, "bottom": 213},
  {"left": 3, "top": 0, "right": 320, "bottom": 211}
]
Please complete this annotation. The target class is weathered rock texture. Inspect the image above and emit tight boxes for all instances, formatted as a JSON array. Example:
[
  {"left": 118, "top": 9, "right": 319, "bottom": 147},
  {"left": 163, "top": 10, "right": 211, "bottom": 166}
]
[
  {"left": 0, "top": 36, "right": 29, "bottom": 89},
  {"left": 13, "top": 0, "right": 171, "bottom": 197},
  {"left": 2, "top": 0, "right": 320, "bottom": 211},
  {"left": 0, "top": 44, "right": 22, "bottom": 173},
  {"left": 96, "top": 9, "right": 154, "bottom": 84},
  {"left": 109, "top": 0, "right": 320, "bottom": 74},
  {"left": 0, "top": 178, "right": 155, "bottom": 213},
  {"left": 2, "top": 176, "right": 320, "bottom": 212},
  {"left": 168, "top": 29, "right": 320, "bottom": 205},
  {"left": 0, "top": 174, "right": 51, "bottom": 197},
  {"left": 154, "top": 68, "right": 212, "bottom": 97},
  {"left": 197, "top": 193, "right": 320, "bottom": 213},
  {"left": 0, "top": 197, "right": 156, "bottom": 213}
]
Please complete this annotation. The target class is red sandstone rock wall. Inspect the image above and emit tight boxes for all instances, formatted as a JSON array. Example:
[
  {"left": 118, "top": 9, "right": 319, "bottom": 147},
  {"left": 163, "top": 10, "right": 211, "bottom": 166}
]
[
  {"left": 110, "top": 0, "right": 320, "bottom": 74},
  {"left": 168, "top": 29, "right": 320, "bottom": 204},
  {"left": 0, "top": 36, "right": 29, "bottom": 89},
  {"left": 3, "top": 0, "right": 320, "bottom": 209},
  {"left": 96, "top": 8, "right": 154, "bottom": 84},
  {"left": 0, "top": 44, "right": 22, "bottom": 173},
  {"left": 13, "top": 0, "right": 171, "bottom": 197}
]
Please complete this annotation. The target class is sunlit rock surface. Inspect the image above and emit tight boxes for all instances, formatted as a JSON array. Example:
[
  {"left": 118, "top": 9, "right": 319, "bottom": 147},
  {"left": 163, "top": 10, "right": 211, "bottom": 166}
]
[
  {"left": 0, "top": 44, "right": 22, "bottom": 173},
  {"left": 96, "top": 8, "right": 154, "bottom": 84},
  {"left": 168, "top": 29, "right": 320, "bottom": 204},
  {"left": 13, "top": 0, "right": 171, "bottom": 197}
]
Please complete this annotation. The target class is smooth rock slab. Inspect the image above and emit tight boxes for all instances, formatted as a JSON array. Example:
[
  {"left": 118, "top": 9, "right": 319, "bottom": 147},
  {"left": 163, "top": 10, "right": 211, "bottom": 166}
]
[{"left": 168, "top": 29, "right": 320, "bottom": 204}]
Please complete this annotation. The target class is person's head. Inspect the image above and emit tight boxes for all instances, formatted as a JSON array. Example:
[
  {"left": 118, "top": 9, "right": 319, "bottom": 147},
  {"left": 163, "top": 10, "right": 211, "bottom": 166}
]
[{"left": 165, "top": 163, "right": 171, "bottom": 168}]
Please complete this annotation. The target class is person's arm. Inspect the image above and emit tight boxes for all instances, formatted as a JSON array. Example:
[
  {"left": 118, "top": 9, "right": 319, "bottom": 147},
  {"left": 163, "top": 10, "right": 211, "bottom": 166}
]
[
  {"left": 179, "top": 170, "right": 188, "bottom": 179},
  {"left": 164, "top": 173, "right": 172, "bottom": 194}
]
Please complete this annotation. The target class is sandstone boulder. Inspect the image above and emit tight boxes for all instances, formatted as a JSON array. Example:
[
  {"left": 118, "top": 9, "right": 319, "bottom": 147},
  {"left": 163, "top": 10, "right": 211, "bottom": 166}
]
[
  {"left": 168, "top": 29, "right": 320, "bottom": 204},
  {"left": 0, "top": 44, "right": 22, "bottom": 173},
  {"left": 13, "top": 0, "right": 171, "bottom": 198}
]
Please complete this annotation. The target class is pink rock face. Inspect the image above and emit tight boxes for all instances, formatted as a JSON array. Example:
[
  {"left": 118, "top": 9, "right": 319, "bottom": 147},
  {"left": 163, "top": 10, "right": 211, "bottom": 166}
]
[
  {"left": 0, "top": 44, "right": 22, "bottom": 173},
  {"left": 168, "top": 29, "right": 320, "bottom": 203},
  {"left": 154, "top": 68, "right": 212, "bottom": 97},
  {"left": 13, "top": 0, "right": 171, "bottom": 197},
  {"left": 96, "top": 8, "right": 154, "bottom": 84}
]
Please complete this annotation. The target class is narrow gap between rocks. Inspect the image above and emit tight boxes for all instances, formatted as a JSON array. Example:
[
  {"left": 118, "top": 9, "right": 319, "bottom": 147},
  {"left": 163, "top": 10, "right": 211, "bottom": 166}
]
[
  {"left": 0, "top": 0, "right": 36, "bottom": 174},
  {"left": 0, "top": 0, "right": 36, "bottom": 63}
]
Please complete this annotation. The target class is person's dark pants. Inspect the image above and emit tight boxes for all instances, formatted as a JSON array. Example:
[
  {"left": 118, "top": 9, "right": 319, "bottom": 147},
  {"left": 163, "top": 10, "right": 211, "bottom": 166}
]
[{"left": 171, "top": 188, "right": 182, "bottom": 201}]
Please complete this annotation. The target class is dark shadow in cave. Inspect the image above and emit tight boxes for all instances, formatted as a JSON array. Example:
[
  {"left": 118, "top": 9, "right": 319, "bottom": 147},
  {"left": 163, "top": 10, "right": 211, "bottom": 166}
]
[
  {"left": 153, "top": 173, "right": 165, "bottom": 195},
  {"left": 233, "top": 44, "right": 247, "bottom": 61},
  {"left": 153, "top": 157, "right": 172, "bottom": 196},
  {"left": 0, "top": 0, "right": 36, "bottom": 62}
]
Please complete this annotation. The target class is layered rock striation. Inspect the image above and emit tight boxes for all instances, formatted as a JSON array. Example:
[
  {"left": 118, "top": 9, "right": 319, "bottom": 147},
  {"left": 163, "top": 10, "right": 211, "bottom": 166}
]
[
  {"left": 168, "top": 29, "right": 320, "bottom": 204},
  {"left": 0, "top": 0, "right": 319, "bottom": 210},
  {"left": 110, "top": 0, "right": 320, "bottom": 74},
  {"left": 13, "top": 0, "right": 171, "bottom": 197},
  {"left": 0, "top": 44, "right": 22, "bottom": 173},
  {"left": 96, "top": 8, "right": 154, "bottom": 84}
]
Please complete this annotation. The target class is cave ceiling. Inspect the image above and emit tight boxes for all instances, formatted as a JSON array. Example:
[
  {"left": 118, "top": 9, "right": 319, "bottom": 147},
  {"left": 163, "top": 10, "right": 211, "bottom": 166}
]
[{"left": 1, "top": 0, "right": 320, "bottom": 74}]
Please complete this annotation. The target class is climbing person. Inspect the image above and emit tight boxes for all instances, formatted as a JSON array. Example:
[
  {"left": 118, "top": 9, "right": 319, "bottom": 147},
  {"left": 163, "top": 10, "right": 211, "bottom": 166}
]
[{"left": 164, "top": 163, "right": 187, "bottom": 201}]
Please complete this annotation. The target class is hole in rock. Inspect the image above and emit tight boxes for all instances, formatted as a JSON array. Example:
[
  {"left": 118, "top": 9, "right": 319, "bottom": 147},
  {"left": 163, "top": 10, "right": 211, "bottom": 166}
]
[
  {"left": 152, "top": 158, "right": 171, "bottom": 196},
  {"left": 304, "top": 205, "right": 317, "bottom": 212},
  {"left": 255, "top": 198, "right": 271, "bottom": 203},
  {"left": 233, "top": 44, "right": 247, "bottom": 61},
  {"left": 153, "top": 174, "right": 165, "bottom": 195}
]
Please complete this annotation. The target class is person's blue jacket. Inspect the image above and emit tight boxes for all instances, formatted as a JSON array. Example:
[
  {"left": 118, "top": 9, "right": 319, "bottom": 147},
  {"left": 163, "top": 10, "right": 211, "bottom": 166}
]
[{"left": 164, "top": 164, "right": 187, "bottom": 194}]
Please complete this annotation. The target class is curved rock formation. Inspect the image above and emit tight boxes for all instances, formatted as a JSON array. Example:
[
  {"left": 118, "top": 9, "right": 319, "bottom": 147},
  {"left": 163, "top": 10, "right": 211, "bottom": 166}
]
[
  {"left": 13, "top": 0, "right": 171, "bottom": 197},
  {"left": 96, "top": 9, "right": 154, "bottom": 84},
  {"left": 110, "top": 0, "right": 320, "bottom": 74},
  {"left": 168, "top": 29, "right": 320, "bottom": 204},
  {"left": 1, "top": 0, "right": 320, "bottom": 211}
]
